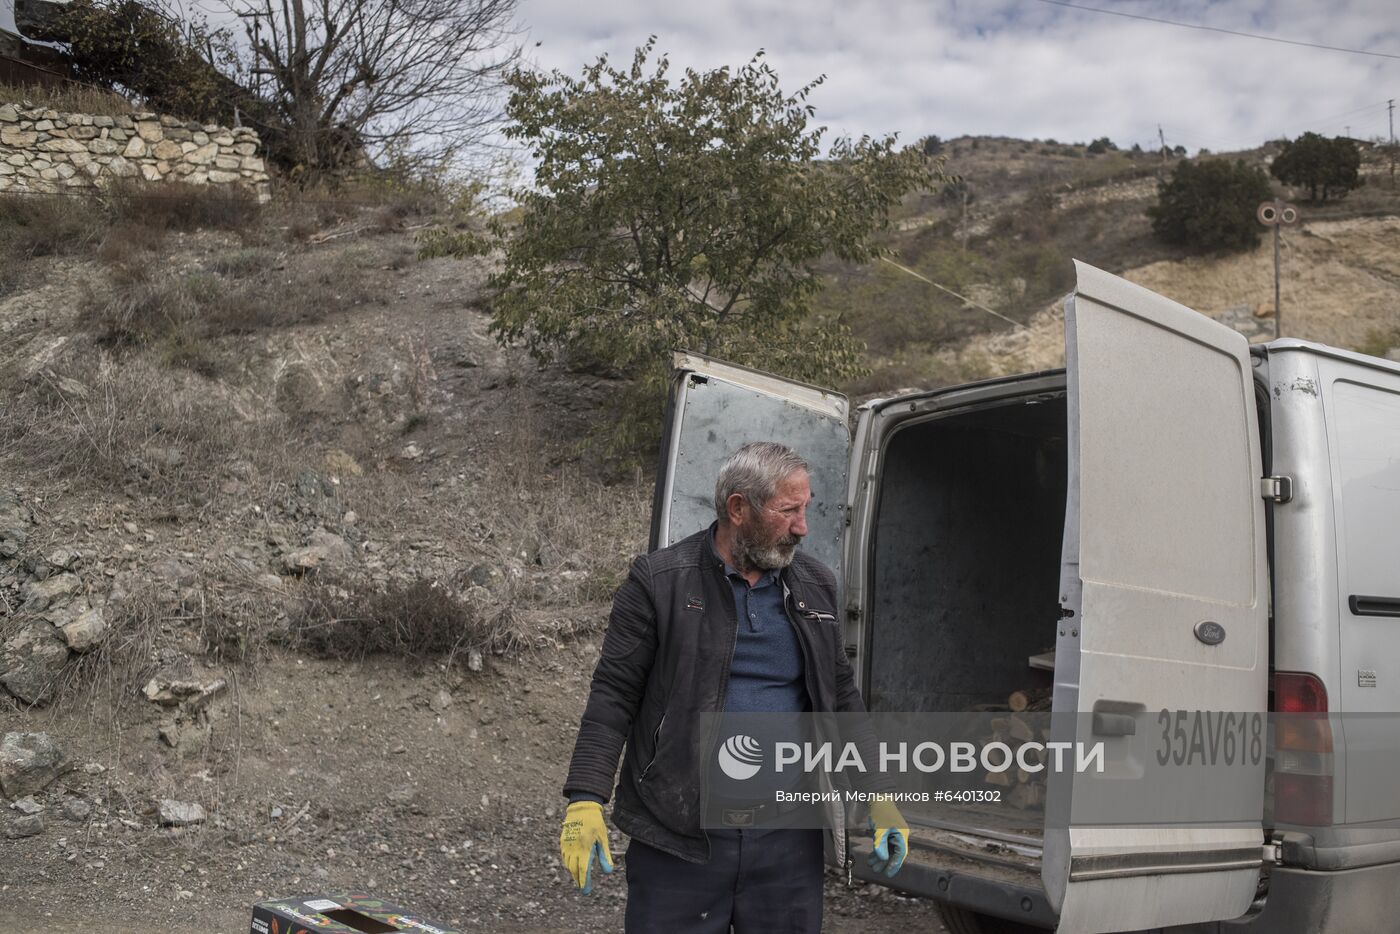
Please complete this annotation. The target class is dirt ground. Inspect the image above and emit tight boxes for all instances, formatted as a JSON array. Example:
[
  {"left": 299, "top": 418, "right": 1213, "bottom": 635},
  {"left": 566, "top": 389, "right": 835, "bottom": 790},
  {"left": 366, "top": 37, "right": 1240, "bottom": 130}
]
[{"left": 0, "top": 645, "right": 944, "bottom": 933}]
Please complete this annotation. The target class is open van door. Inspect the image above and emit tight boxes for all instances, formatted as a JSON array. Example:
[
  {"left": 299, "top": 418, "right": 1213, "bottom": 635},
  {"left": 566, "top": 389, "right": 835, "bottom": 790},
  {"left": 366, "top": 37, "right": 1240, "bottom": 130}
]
[
  {"left": 649, "top": 352, "right": 850, "bottom": 578},
  {"left": 1044, "top": 263, "right": 1269, "bottom": 933}
]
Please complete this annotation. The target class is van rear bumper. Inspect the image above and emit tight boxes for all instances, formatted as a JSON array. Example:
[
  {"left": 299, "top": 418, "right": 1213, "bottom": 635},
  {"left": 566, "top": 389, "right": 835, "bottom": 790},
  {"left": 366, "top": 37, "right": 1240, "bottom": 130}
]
[
  {"left": 848, "top": 839, "right": 1057, "bottom": 929},
  {"left": 1166, "top": 862, "right": 1400, "bottom": 934},
  {"left": 853, "top": 838, "right": 1400, "bottom": 934}
]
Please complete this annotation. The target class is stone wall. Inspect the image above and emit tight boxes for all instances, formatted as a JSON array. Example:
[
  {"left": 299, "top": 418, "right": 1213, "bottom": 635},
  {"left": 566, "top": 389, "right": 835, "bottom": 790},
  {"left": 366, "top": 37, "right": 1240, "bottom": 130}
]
[{"left": 0, "top": 104, "right": 271, "bottom": 200}]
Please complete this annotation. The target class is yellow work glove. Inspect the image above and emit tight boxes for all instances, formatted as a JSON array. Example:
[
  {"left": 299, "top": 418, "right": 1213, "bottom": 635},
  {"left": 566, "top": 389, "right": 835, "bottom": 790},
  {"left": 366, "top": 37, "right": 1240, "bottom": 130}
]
[
  {"left": 559, "top": 800, "right": 614, "bottom": 894},
  {"left": 868, "top": 796, "right": 909, "bottom": 878}
]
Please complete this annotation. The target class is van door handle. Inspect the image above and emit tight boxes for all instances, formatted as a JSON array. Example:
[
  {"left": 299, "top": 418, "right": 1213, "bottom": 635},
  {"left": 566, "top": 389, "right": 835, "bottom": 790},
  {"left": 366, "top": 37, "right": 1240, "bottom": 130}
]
[
  {"left": 1092, "top": 712, "right": 1137, "bottom": 737},
  {"left": 1350, "top": 595, "right": 1400, "bottom": 618}
]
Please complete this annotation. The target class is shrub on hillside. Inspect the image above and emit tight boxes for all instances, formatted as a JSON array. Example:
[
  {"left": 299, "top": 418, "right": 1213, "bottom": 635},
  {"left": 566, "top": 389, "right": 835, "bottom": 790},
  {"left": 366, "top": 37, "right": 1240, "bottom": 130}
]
[
  {"left": 1147, "top": 159, "right": 1273, "bottom": 254},
  {"left": 1270, "top": 132, "right": 1361, "bottom": 201},
  {"left": 939, "top": 177, "right": 973, "bottom": 206},
  {"left": 41, "top": 0, "right": 238, "bottom": 124},
  {"left": 288, "top": 579, "right": 508, "bottom": 660}
]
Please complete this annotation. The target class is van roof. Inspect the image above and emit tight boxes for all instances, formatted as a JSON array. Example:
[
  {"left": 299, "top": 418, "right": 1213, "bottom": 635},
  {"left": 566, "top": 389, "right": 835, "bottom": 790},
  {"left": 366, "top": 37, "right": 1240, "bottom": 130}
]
[{"left": 1264, "top": 338, "right": 1400, "bottom": 377}]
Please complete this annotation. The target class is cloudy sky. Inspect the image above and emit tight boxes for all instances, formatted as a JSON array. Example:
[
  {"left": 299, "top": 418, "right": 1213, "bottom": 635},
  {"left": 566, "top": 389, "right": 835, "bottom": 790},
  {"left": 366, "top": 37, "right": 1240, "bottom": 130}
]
[{"left": 516, "top": 0, "right": 1400, "bottom": 153}]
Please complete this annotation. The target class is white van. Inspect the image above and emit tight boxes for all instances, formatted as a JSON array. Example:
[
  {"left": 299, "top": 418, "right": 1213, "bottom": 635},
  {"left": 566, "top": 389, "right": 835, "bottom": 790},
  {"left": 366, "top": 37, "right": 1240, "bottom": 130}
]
[{"left": 648, "top": 261, "right": 1400, "bottom": 933}]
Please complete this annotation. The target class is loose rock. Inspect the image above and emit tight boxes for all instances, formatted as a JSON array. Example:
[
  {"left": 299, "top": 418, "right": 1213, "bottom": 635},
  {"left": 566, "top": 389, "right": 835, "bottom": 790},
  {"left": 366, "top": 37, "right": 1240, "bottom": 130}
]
[
  {"left": 0, "top": 626, "right": 71, "bottom": 706},
  {"left": 0, "top": 732, "right": 67, "bottom": 798},
  {"left": 19, "top": 572, "right": 82, "bottom": 612},
  {"left": 151, "top": 556, "right": 198, "bottom": 590},
  {"left": 0, "top": 490, "right": 30, "bottom": 557},
  {"left": 158, "top": 799, "right": 206, "bottom": 826},
  {"left": 58, "top": 604, "right": 108, "bottom": 652},
  {"left": 142, "top": 676, "right": 226, "bottom": 708},
  {"left": 463, "top": 564, "right": 505, "bottom": 592},
  {"left": 45, "top": 548, "right": 81, "bottom": 570},
  {"left": 6, "top": 813, "right": 44, "bottom": 837},
  {"left": 282, "top": 529, "right": 353, "bottom": 575},
  {"left": 59, "top": 797, "right": 91, "bottom": 822}
]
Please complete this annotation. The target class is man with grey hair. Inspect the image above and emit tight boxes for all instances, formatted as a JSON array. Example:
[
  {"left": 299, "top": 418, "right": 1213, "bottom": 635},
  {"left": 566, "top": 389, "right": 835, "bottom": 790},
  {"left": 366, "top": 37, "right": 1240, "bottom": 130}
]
[{"left": 557, "top": 441, "right": 907, "bottom": 933}]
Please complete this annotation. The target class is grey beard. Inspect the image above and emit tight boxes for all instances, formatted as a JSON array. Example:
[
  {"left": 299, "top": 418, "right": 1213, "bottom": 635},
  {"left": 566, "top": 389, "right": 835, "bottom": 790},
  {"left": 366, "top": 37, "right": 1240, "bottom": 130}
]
[{"left": 733, "top": 529, "right": 800, "bottom": 572}]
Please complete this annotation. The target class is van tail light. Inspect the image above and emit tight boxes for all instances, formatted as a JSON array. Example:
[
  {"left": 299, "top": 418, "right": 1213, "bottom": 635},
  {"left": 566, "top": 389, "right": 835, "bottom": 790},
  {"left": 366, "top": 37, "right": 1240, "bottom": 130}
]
[{"left": 1271, "top": 671, "right": 1333, "bottom": 827}]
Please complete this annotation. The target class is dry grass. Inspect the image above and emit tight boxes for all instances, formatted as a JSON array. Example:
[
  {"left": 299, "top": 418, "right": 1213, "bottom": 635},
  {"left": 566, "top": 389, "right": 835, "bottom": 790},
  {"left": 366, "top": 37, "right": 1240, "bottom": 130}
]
[
  {"left": 261, "top": 174, "right": 438, "bottom": 241},
  {"left": 208, "top": 247, "right": 276, "bottom": 278},
  {"left": 51, "top": 585, "right": 174, "bottom": 713},
  {"left": 95, "top": 220, "right": 170, "bottom": 266},
  {"left": 1356, "top": 325, "right": 1400, "bottom": 358},
  {"left": 0, "top": 82, "right": 135, "bottom": 116},
  {"left": 104, "top": 178, "right": 263, "bottom": 233},
  {"left": 81, "top": 244, "right": 380, "bottom": 367},
  {"left": 287, "top": 578, "right": 506, "bottom": 662},
  {"left": 339, "top": 397, "right": 651, "bottom": 613},
  {"left": 1, "top": 180, "right": 261, "bottom": 278},
  {"left": 0, "top": 193, "right": 109, "bottom": 264},
  {"left": 82, "top": 270, "right": 218, "bottom": 346},
  {"left": 0, "top": 354, "right": 288, "bottom": 506}
]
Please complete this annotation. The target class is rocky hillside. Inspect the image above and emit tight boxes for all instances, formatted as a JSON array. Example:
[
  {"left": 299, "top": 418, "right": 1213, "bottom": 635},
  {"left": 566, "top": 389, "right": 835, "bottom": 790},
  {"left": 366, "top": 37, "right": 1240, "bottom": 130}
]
[{"left": 822, "top": 136, "right": 1400, "bottom": 393}]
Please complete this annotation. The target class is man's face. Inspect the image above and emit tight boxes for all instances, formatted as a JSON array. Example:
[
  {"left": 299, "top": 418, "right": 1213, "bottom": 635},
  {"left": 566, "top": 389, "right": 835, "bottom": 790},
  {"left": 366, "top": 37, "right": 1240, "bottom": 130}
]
[{"left": 733, "top": 469, "right": 812, "bottom": 571}]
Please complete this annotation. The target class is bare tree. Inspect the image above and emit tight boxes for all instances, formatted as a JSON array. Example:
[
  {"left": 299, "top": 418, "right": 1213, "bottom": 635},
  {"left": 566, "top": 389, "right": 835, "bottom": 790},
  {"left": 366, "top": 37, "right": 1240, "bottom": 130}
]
[{"left": 225, "top": 0, "right": 520, "bottom": 176}]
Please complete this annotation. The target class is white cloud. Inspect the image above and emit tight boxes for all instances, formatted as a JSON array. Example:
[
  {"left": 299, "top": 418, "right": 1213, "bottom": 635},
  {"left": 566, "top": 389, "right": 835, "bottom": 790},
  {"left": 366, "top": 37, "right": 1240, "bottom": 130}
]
[{"left": 519, "top": 0, "right": 1400, "bottom": 151}]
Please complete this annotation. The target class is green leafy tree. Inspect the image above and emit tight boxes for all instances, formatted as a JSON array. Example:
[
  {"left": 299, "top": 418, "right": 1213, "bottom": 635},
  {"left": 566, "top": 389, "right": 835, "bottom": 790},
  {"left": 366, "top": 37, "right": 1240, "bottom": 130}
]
[
  {"left": 1270, "top": 132, "right": 1361, "bottom": 201},
  {"left": 40, "top": 0, "right": 240, "bottom": 123},
  {"left": 1086, "top": 136, "right": 1115, "bottom": 154},
  {"left": 1147, "top": 159, "right": 1273, "bottom": 254},
  {"left": 491, "top": 40, "right": 937, "bottom": 456}
]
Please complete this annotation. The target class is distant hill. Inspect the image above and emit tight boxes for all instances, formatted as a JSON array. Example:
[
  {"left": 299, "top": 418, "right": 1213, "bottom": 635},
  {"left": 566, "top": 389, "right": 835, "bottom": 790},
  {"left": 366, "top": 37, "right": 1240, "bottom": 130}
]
[{"left": 819, "top": 135, "right": 1400, "bottom": 396}]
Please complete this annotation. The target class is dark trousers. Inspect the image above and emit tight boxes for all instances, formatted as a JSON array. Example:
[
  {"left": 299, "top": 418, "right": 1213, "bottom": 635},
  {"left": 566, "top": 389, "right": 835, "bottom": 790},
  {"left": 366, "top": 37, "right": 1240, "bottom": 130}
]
[{"left": 623, "top": 828, "right": 824, "bottom": 933}]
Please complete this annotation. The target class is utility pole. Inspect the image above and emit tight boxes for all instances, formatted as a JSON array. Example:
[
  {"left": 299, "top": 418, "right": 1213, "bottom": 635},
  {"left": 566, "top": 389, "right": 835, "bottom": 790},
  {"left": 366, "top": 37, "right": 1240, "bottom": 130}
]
[
  {"left": 960, "top": 187, "right": 969, "bottom": 253},
  {"left": 1158, "top": 124, "right": 1168, "bottom": 168},
  {"left": 1389, "top": 99, "right": 1396, "bottom": 188},
  {"left": 1257, "top": 200, "right": 1299, "bottom": 340},
  {"left": 1273, "top": 217, "right": 1282, "bottom": 339}
]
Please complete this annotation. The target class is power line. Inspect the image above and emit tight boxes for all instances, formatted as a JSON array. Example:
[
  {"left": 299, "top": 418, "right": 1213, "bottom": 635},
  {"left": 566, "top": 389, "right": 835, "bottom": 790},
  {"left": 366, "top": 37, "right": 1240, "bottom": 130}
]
[
  {"left": 1304, "top": 101, "right": 1391, "bottom": 127},
  {"left": 1028, "top": 0, "right": 1400, "bottom": 61},
  {"left": 879, "top": 257, "right": 1030, "bottom": 331}
]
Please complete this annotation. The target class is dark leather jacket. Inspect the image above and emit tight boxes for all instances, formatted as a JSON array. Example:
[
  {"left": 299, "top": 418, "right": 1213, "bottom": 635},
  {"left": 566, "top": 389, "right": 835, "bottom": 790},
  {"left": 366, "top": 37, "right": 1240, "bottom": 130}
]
[{"left": 563, "top": 522, "right": 884, "bottom": 864}]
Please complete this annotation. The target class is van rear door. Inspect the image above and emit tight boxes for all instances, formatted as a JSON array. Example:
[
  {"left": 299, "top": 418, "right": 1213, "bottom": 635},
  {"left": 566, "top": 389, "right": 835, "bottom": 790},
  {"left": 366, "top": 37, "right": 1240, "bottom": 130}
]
[
  {"left": 1044, "top": 262, "right": 1269, "bottom": 933},
  {"left": 649, "top": 351, "right": 850, "bottom": 579}
]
